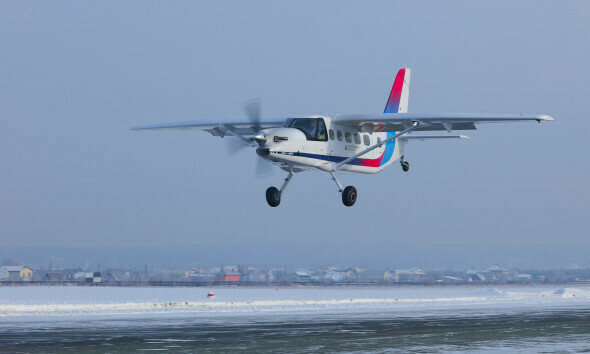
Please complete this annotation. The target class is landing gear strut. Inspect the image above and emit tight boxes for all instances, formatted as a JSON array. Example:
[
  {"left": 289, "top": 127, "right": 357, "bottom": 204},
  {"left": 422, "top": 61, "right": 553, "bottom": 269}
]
[
  {"left": 331, "top": 172, "right": 356, "bottom": 207},
  {"left": 265, "top": 169, "right": 294, "bottom": 207},
  {"left": 400, "top": 157, "right": 410, "bottom": 172}
]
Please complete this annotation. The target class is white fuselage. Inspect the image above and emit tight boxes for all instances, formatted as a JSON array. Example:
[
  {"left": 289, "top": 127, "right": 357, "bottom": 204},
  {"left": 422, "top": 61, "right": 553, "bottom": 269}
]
[{"left": 257, "top": 116, "right": 405, "bottom": 174}]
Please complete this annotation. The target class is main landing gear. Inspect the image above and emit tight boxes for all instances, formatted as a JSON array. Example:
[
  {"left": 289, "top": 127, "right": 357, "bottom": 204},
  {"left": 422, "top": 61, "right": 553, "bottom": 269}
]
[
  {"left": 400, "top": 157, "right": 410, "bottom": 172},
  {"left": 265, "top": 169, "right": 358, "bottom": 207},
  {"left": 331, "top": 172, "right": 356, "bottom": 207}
]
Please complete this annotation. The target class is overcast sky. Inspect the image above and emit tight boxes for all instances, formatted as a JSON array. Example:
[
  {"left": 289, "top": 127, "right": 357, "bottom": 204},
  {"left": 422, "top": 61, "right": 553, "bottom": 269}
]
[{"left": 1, "top": 1, "right": 588, "bottom": 270}]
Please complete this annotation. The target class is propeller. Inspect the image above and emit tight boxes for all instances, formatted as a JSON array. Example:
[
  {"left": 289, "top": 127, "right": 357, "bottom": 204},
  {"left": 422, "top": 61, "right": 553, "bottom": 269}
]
[
  {"left": 224, "top": 98, "right": 274, "bottom": 176},
  {"left": 255, "top": 154, "right": 274, "bottom": 176},
  {"left": 242, "top": 98, "right": 262, "bottom": 131},
  {"left": 224, "top": 99, "right": 262, "bottom": 156},
  {"left": 224, "top": 136, "right": 249, "bottom": 156}
]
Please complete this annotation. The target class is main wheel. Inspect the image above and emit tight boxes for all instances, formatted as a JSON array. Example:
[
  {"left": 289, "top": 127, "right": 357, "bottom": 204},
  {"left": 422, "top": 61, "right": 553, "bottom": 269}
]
[
  {"left": 266, "top": 187, "right": 281, "bottom": 207},
  {"left": 401, "top": 161, "right": 410, "bottom": 172},
  {"left": 342, "top": 186, "right": 357, "bottom": 207}
]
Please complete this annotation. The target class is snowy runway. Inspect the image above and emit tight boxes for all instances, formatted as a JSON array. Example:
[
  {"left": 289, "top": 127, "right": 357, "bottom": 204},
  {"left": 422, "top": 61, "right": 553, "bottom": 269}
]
[
  {"left": 1, "top": 285, "right": 589, "bottom": 318},
  {"left": 2, "top": 285, "right": 590, "bottom": 352}
]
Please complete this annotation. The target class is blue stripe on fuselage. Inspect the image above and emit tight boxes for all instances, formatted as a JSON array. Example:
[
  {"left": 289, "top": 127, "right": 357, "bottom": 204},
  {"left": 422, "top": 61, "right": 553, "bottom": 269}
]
[{"left": 273, "top": 134, "right": 396, "bottom": 167}]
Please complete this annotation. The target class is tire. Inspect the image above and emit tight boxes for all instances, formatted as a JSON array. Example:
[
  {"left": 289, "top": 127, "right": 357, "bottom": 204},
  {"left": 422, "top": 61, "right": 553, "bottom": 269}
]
[
  {"left": 266, "top": 187, "right": 281, "bottom": 207},
  {"left": 342, "top": 186, "right": 357, "bottom": 207},
  {"left": 402, "top": 161, "right": 410, "bottom": 172}
]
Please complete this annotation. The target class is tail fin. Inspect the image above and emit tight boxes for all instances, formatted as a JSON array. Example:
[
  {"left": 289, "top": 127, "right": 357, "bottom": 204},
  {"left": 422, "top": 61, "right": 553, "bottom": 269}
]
[{"left": 384, "top": 68, "right": 411, "bottom": 113}]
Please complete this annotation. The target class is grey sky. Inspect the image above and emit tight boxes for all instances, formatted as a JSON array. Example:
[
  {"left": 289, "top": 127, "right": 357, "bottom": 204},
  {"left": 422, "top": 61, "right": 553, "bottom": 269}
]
[{"left": 1, "top": 1, "right": 588, "bottom": 270}]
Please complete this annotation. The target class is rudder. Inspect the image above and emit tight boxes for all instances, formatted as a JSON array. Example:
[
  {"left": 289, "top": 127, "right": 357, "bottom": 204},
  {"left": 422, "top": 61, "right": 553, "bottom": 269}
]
[{"left": 384, "top": 68, "right": 411, "bottom": 113}]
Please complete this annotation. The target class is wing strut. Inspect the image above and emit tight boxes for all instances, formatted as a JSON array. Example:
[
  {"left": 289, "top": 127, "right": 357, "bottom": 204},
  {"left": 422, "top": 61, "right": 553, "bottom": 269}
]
[{"left": 333, "top": 122, "right": 418, "bottom": 171}]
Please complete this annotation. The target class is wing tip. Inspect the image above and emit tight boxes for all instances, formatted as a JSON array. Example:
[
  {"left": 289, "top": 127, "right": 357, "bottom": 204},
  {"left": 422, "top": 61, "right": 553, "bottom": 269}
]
[{"left": 539, "top": 115, "right": 554, "bottom": 121}]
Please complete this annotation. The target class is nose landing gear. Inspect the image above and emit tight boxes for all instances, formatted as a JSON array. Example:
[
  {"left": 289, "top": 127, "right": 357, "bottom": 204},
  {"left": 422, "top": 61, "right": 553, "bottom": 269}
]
[{"left": 265, "top": 169, "right": 294, "bottom": 207}]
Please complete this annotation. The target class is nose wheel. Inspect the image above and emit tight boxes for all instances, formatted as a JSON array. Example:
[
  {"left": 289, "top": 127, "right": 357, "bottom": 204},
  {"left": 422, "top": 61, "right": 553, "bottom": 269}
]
[{"left": 265, "top": 169, "right": 295, "bottom": 207}]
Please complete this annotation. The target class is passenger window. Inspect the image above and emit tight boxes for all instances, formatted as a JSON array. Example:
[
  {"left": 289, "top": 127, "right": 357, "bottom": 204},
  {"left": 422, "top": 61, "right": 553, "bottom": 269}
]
[
  {"left": 337, "top": 130, "right": 343, "bottom": 141},
  {"left": 345, "top": 132, "right": 352, "bottom": 143},
  {"left": 354, "top": 133, "right": 361, "bottom": 145},
  {"left": 329, "top": 129, "right": 335, "bottom": 141},
  {"left": 363, "top": 135, "right": 370, "bottom": 146}
]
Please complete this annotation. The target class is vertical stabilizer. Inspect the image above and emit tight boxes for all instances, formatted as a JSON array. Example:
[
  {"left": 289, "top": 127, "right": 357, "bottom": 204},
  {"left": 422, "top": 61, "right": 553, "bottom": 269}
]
[{"left": 384, "top": 68, "right": 411, "bottom": 113}]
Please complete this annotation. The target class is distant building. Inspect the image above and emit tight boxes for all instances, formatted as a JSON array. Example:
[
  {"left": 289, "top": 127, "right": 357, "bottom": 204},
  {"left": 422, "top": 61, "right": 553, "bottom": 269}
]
[
  {"left": 85, "top": 272, "right": 102, "bottom": 283},
  {"left": 393, "top": 268, "right": 429, "bottom": 283},
  {"left": 484, "top": 265, "right": 510, "bottom": 281},
  {"left": 102, "top": 269, "right": 134, "bottom": 283},
  {"left": 514, "top": 273, "right": 533, "bottom": 283},
  {"left": 465, "top": 270, "right": 486, "bottom": 282},
  {"left": 0, "top": 266, "right": 33, "bottom": 281},
  {"left": 293, "top": 270, "right": 311, "bottom": 282},
  {"left": 43, "top": 272, "right": 63, "bottom": 282},
  {"left": 324, "top": 269, "right": 356, "bottom": 282},
  {"left": 216, "top": 268, "right": 241, "bottom": 282}
]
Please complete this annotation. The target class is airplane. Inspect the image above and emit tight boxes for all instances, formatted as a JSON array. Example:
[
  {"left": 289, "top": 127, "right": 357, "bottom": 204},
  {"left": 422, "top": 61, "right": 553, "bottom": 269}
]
[{"left": 132, "top": 68, "right": 553, "bottom": 207}]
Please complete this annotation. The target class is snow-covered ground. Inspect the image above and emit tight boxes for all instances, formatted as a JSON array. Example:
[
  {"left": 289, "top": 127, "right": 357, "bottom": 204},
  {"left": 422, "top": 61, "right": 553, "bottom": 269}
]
[{"left": 1, "top": 285, "right": 589, "bottom": 318}]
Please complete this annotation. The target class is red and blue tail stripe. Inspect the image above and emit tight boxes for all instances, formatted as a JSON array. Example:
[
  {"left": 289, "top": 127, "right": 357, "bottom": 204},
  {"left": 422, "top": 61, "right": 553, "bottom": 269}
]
[{"left": 384, "top": 68, "right": 407, "bottom": 114}]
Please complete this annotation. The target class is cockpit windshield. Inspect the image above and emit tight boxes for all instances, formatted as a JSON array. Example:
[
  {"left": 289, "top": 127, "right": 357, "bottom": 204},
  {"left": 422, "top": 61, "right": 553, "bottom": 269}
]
[{"left": 283, "top": 118, "right": 328, "bottom": 141}]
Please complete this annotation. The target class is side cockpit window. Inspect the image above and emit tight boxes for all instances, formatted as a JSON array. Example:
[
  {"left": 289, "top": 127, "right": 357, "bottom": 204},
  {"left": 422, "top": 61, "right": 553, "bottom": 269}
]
[
  {"left": 316, "top": 119, "right": 327, "bottom": 141},
  {"left": 286, "top": 118, "right": 328, "bottom": 141}
]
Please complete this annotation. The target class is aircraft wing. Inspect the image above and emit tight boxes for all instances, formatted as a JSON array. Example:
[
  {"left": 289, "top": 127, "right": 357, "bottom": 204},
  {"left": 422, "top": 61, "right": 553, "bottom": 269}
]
[
  {"left": 399, "top": 135, "right": 470, "bottom": 141},
  {"left": 334, "top": 113, "right": 554, "bottom": 132},
  {"left": 131, "top": 118, "right": 285, "bottom": 137}
]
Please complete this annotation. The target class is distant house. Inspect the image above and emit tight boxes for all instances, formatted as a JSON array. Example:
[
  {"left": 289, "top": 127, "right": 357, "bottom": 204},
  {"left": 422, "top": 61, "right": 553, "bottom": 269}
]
[
  {"left": 441, "top": 275, "right": 464, "bottom": 284},
  {"left": 485, "top": 265, "right": 510, "bottom": 281},
  {"left": 352, "top": 268, "right": 383, "bottom": 283},
  {"left": 85, "top": 272, "right": 102, "bottom": 283},
  {"left": 465, "top": 270, "right": 486, "bottom": 282},
  {"left": 0, "top": 266, "right": 33, "bottom": 281},
  {"left": 393, "top": 268, "right": 429, "bottom": 283},
  {"left": 61, "top": 269, "right": 85, "bottom": 281},
  {"left": 324, "top": 269, "right": 356, "bottom": 282},
  {"left": 216, "top": 268, "right": 241, "bottom": 282},
  {"left": 514, "top": 273, "right": 533, "bottom": 283},
  {"left": 103, "top": 269, "right": 134, "bottom": 283},
  {"left": 43, "top": 272, "right": 63, "bottom": 282},
  {"left": 293, "top": 270, "right": 311, "bottom": 282},
  {"left": 564, "top": 263, "right": 584, "bottom": 271}
]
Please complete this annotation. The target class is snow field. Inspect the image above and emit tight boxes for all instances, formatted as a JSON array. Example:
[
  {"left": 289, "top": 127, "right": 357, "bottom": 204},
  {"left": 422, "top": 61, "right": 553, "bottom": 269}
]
[{"left": 1, "top": 285, "right": 589, "bottom": 318}]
